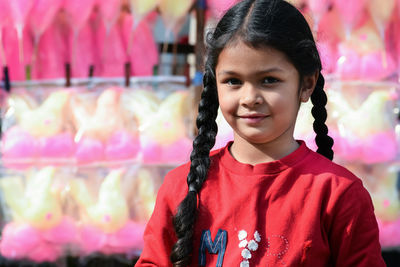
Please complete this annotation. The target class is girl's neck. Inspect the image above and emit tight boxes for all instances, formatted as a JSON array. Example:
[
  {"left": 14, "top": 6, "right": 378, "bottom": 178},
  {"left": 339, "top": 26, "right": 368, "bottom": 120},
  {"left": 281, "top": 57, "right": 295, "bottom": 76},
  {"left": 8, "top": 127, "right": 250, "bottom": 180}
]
[{"left": 229, "top": 137, "right": 299, "bottom": 165}]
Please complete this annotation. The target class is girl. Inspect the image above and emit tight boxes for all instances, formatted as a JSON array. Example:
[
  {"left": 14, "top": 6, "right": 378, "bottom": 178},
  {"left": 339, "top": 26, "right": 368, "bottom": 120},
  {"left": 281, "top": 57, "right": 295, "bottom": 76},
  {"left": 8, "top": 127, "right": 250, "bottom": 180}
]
[{"left": 136, "top": 0, "right": 386, "bottom": 266}]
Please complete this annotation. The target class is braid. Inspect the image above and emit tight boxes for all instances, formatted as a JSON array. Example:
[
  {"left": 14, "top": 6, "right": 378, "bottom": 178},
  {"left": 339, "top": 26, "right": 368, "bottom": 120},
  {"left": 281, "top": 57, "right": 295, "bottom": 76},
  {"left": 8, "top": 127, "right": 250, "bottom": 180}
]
[
  {"left": 170, "top": 68, "right": 219, "bottom": 266},
  {"left": 310, "top": 73, "right": 334, "bottom": 160}
]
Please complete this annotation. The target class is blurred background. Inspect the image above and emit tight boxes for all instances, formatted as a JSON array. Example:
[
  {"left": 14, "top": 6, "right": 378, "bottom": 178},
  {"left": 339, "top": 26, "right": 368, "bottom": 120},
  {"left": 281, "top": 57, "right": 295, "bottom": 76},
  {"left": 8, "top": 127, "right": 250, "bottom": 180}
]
[{"left": 0, "top": 0, "right": 399, "bottom": 266}]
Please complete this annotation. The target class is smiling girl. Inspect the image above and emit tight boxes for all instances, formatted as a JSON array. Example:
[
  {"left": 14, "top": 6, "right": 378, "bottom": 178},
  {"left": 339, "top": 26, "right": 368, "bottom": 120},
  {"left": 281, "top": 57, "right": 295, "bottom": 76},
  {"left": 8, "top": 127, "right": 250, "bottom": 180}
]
[{"left": 135, "top": 0, "right": 386, "bottom": 266}]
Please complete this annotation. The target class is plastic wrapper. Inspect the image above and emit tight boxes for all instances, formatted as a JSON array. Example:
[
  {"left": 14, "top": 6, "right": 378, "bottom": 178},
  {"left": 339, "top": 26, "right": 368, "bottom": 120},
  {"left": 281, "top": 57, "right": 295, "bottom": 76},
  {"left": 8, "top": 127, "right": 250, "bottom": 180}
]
[
  {"left": 295, "top": 80, "right": 399, "bottom": 164},
  {"left": 1, "top": 83, "right": 194, "bottom": 168},
  {"left": 1, "top": 88, "right": 76, "bottom": 169},
  {"left": 70, "top": 86, "right": 141, "bottom": 166},
  {"left": 0, "top": 166, "right": 76, "bottom": 263},
  {"left": 69, "top": 166, "right": 141, "bottom": 257},
  {"left": 309, "top": 0, "right": 400, "bottom": 80},
  {"left": 121, "top": 83, "right": 193, "bottom": 166},
  {"left": 0, "top": 163, "right": 167, "bottom": 261}
]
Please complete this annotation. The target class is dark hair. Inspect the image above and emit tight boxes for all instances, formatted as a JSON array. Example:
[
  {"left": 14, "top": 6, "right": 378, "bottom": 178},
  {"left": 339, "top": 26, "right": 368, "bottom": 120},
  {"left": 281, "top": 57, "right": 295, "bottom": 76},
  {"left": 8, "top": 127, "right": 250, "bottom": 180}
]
[{"left": 170, "top": 0, "right": 334, "bottom": 265}]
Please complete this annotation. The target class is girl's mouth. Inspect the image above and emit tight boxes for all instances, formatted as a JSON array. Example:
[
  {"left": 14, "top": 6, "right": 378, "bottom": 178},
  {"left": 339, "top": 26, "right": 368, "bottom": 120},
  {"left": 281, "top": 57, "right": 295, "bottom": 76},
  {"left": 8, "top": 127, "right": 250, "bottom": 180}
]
[{"left": 239, "top": 114, "right": 268, "bottom": 123}]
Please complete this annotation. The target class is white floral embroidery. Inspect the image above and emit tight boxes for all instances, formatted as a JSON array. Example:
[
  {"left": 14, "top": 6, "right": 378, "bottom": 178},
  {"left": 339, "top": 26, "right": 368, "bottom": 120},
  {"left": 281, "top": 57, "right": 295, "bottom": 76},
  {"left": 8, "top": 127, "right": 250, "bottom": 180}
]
[
  {"left": 254, "top": 231, "right": 261, "bottom": 242},
  {"left": 247, "top": 240, "right": 258, "bottom": 251},
  {"left": 238, "top": 230, "right": 247, "bottom": 241},
  {"left": 241, "top": 248, "right": 251, "bottom": 259},
  {"left": 238, "top": 229, "right": 261, "bottom": 266},
  {"left": 239, "top": 240, "right": 248, "bottom": 248}
]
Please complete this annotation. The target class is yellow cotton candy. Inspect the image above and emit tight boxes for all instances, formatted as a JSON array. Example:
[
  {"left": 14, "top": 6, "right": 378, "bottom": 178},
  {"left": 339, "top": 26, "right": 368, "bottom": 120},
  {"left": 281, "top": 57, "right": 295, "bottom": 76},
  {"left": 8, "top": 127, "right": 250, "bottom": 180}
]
[
  {"left": 11, "top": 91, "right": 70, "bottom": 137},
  {"left": 142, "top": 91, "right": 190, "bottom": 144},
  {"left": 72, "top": 88, "right": 124, "bottom": 141},
  {"left": 0, "top": 167, "right": 63, "bottom": 229},
  {"left": 132, "top": 169, "right": 157, "bottom": 221},
  {"left": 367, "top": 0, "right": 396, "bottom": 32},
  {"left": 70, "top": 169, "right": 129, "bottom": 233},
  {"left": 338, "top": 91, "right": 392, "bottom": 138},
  {"left": 158, "top": 0, "right": 194, "bottom": 29},
  {"left": 130, "top": 0, "right": 158, "bottom": 18}
]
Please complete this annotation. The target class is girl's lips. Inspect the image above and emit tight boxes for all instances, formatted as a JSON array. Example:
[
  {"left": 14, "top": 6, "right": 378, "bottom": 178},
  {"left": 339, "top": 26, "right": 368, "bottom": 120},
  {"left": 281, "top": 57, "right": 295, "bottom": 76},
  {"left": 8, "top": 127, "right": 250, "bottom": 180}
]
[{"left": 238, "top": 114, "right": 268, "bottom": 123}]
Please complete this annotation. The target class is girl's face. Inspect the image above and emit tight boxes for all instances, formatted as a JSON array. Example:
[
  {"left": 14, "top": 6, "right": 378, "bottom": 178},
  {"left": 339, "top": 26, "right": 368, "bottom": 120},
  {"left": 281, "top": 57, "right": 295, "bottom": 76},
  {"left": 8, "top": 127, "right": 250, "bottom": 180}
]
[{"left": 216, "top": 41, "right": 314, "bottom": 156}]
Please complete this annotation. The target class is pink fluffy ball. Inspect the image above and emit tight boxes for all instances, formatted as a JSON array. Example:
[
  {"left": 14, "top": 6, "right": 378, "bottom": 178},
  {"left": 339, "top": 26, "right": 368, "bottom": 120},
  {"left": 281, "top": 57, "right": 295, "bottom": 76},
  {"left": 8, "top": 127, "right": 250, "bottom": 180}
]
[
  {"left": 162, "top": 137, "right": 192, "bottom": 165},
  {"left": 75, "top": 137, "right": 105, "bottom": 165},
  {"left": 335, "top": 45, "right": 361, "bottom": 79},
  {"left": 38, "top": 132, "right": 75, "bottom": 160},
  {"left": 1, "top": 126, "right": 38, "bottom": 168},
  {"left": 0, "top": 222, "right": 42, "bottom": 259},
  {"left": 360, "top": 51, "right": 396, "bottom": 81},
  {"left": 107, "top": 221, "right": 145, "bottom": 251},
  {"left": 330, "top": 130, "right": 364, "bottom": 162},
  {"left": 42, "top": 217, "right": 78, "bottom": 244},
  {"left": 79, "top": 225, "right": 107, "bottom": 255},
  {"left": 378, "top": 218, "right": 400, "bottom": 248},
  {"left": 105, "top": 131, "right": 141, "bottom": 162},
  {"left": 28, "top": 241, "right": 62, "bottom": 263},
  {"left": 361, "top": 132, "right": 397, "bottom": 164},
  {"left": 140, "top": 136, "right": 163, "bottom": 164}
]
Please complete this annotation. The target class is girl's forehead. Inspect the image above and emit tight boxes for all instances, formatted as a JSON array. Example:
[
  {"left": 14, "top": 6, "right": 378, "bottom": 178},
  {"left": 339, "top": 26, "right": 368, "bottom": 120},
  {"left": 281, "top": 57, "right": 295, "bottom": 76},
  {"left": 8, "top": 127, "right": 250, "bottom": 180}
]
[{"left": 216, "top": 41, "right": 296, "bottom": 73}]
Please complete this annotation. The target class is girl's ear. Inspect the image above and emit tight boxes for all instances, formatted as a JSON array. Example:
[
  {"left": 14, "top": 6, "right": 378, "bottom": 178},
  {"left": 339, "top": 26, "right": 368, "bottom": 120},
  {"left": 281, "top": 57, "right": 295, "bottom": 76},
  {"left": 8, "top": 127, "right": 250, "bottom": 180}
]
[{"left": 300, "top": 71, "right": 319, "bottom": 102}]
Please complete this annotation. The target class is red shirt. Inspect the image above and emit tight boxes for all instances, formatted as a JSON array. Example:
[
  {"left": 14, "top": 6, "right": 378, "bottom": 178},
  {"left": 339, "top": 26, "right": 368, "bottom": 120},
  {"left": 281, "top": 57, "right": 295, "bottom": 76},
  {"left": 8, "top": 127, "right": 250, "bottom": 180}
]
[{"left": 136, "top": 141, "right": 386, "bottom": 266}]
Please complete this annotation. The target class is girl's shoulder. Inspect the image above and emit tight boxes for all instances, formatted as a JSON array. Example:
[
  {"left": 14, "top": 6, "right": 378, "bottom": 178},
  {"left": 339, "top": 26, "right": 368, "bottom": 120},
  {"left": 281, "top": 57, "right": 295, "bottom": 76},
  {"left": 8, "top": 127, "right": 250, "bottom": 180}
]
[
  {"left": 300, "top": 148, "right": 367, "bottom": 195},
  {"left": 305, "top": 149, "right": 359, "bottom": 180}
]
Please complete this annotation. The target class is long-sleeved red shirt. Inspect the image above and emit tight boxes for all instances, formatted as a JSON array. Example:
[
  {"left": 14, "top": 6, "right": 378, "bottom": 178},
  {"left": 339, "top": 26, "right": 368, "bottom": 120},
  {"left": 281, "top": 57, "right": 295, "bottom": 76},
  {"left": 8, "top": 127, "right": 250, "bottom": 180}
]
[{"left": 136, "top": 141, "right": 386, "bottom": 266}]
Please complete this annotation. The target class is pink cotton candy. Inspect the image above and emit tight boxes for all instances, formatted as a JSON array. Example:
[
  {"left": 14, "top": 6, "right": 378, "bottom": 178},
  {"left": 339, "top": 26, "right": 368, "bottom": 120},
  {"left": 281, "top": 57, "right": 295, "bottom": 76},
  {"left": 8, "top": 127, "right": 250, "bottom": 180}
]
[
  {"left": 42, "top": 217, "right": 78, "bottom": 244},
  {"left": 28, "top": 0, "right": 63, "bottom": 39},
  {"left": 79, "top": 225, "right": 107, "bottom": 254},
  {"left": 32, "top": 21, "right": 67, "bottom": 80},
  {"left": 63, "top": 0, "right": 96, "bottom": 34},
  {"left": 361, "top": 132, "right": 398, "bottom": 163},
  {"left": 38, "top": 132, "right": 75, "bottom": 159},
  {"left": 95, "top": 21, "right": 127, "bottom": 77},
  {"left": 330, "top": 130, "right": 363, "bottom": 162},
  {"left": 1, "top": 126, "right": 38, "bottom": 168},
  {"left": 317, "top": 41, "right": 338, "bottom": 74},
  {"left": 97, "top": 0, "right": 121, "bottom": 34},
  {"left": 333, "top": 0, "right": 367, "bottom": 35},
  {"left": 76, "top": 137, "right": 105, "bottom": 165},
  {"left": 360, "top": 51, "right": 396, "bottom": 80},
  {"left": 140, "top": 136, "right": 163, "bottom": 164},
  {"left": 28, "top": 241, "right": 62, "bottom": 263},
  {"left": 377, "top": 218, "right": 400, "bottom": 248},
  {"left": 70, "top": 22, "right": 96, "bottom": 78},
  {"left": 107, "top": 221, "right": 145, "bottom": 251},
  {"left": 335, "top": 44, "right": 362, "bottom": 79},
  {"left": 207, "top": 0, "right": 239, "bottom": 18},
  {"left": 120, "top": 13, "right": 159, "bottom": 76},
  {"left": 0, "top": 222, "right": 42, "bottom": 259},
  {"left": 162, "top": 137, "right": 192, "bottom": 165},
  {"left": 1, "top": 25, "right": 28, "bottom": 80},
  {"left": 105, "top": 131, "right": 141, "bottom": 162}
]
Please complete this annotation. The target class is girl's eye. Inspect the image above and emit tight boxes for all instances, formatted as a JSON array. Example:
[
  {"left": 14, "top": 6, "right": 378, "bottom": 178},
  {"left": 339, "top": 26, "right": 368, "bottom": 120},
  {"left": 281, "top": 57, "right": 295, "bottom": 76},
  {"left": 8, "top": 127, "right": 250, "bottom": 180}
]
[
  {"left": 263, "top": 77, "right": 280, "bottom": 84},
  {"left": 224, "top": 78, "right": 242, "bottom": 85}
]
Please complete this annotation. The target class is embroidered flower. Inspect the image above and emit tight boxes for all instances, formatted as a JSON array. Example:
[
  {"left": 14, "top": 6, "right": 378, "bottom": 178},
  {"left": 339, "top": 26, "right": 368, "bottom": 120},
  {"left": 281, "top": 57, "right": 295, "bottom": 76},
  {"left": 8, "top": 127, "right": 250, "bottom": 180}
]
[
  {"left": 247, "top": 240, "right": 258, "bottom": 251},
  {"left": 238, "top": 230, "right": 247, "bottom": 241},
  {"left": 241, "top": 248, "right": 251, "bottom": 259},
  {"left": 239, "top": 240, "right": 248, "bottom": 248},
  {"left": 254, "top": 231, "right": 261, "bottom": 242},
  {"left": 240, "top": 260, "right": 249, "bottom": 267},
  {"left": 238, "top": 230, "right": 261, "bottom": 265}
]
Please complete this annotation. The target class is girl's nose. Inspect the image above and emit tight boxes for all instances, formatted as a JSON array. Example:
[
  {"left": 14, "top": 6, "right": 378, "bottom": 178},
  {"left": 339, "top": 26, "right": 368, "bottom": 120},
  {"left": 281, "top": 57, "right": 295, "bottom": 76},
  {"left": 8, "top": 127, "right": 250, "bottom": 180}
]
[{"left": 239, "top": 83, "right": 263, "bottom": 107}]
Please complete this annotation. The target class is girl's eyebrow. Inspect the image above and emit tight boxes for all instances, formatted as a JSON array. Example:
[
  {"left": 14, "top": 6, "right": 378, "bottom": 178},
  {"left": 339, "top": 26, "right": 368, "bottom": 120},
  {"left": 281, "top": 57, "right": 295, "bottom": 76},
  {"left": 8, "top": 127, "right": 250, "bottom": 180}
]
[{"left": 217, "top": 68, "right": 284, "bottom": 76}]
